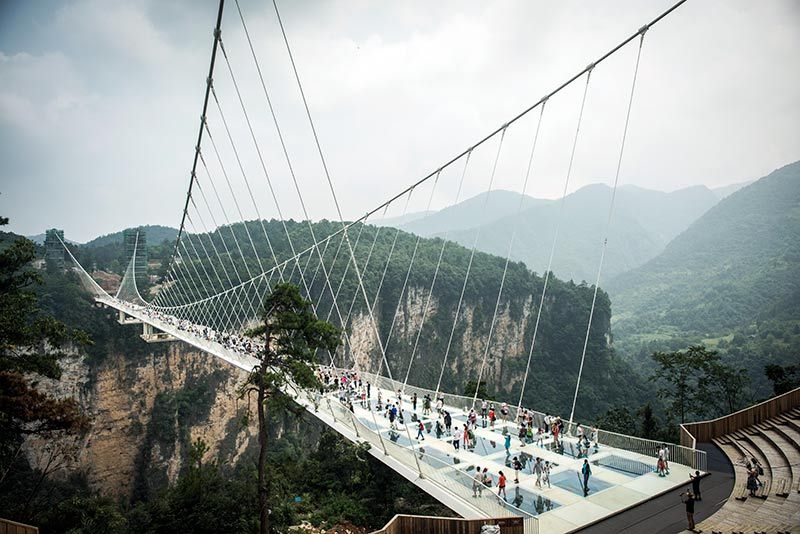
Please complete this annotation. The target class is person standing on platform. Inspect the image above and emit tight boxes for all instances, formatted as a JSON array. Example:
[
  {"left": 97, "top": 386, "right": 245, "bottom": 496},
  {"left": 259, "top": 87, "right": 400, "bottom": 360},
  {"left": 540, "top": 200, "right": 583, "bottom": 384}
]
[
  {"left": 444, "top": 411, "right": 452, "bottom": 434},
  {"left": 512, "top": 456, "right": 522, "bottom": 484},
  {"left": 504, "top": 433, "right": 512, "bottom": 456},
  {"left": 543, "top": 461, "right": 552, "bottom": 488},
  {"left": 581, "top": 459, "right": 591, "bottom": 496},
  {"left": 497, "top": 471, "right": 507, "bottom": 500},
  {"left": 453, "top": 426, "right": 461, "bottom": 451},
  {"left": 533, "top": 457, "right": 543, "bottom": 488},
  {"left": 473, "top": 466, "right": 484, "bottom": 497},
  {"left": 681, "top": 490, "right": 696, "bottom": 531},
  {"left": 412, "top": 392, "right": 417, "bottom": 412},
  {"left": 416, "top": 420, "right": 425, "bottom": 440},
  {"left": 689, "top": 471, "right": 702, "bottom": 500}
]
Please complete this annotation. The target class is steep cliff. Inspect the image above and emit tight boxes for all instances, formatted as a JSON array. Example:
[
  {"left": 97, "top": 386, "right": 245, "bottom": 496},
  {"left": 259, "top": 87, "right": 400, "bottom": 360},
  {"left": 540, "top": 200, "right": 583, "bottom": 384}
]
[{"left": 24, "top": 338, "right": 258, "bottom": 500}]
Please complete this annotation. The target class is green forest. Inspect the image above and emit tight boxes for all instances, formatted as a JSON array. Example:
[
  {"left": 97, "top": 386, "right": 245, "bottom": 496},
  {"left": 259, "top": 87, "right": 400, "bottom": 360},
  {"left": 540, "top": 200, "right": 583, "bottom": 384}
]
[
  {"left": 608, "top": 160, "right": 800, "bottom": 395},
  {"left": 68, "top": 217, "right": 649, "bottom": 420}
]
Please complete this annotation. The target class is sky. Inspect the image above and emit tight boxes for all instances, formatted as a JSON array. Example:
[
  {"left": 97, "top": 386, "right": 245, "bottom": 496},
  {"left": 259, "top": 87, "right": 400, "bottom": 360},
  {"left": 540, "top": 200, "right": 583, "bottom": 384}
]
[{"left": 0, "top": 0, "right": 798, "bottom": 243}]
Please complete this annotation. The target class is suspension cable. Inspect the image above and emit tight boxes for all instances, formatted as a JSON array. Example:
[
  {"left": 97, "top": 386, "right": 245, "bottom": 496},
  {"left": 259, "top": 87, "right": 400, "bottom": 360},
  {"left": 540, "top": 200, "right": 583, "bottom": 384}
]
[
  {"left": 472, "top": 103, "right": 548, "bottom": 411},
  {"left": 569, "top": 31, "right": 647, "bottom": 431},
  {"left": 437, "top": 128, "right": 508, "bottom": 402},
  {"left": 516, "top": 73, "right": 595, "bottom": 416}
]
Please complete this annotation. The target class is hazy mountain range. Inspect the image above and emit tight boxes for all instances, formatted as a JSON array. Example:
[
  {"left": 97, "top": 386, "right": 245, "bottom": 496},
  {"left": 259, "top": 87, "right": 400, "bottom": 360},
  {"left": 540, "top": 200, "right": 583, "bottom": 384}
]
[
  {"left": 607, "top": 161, "right": 800, "bottom": 337},
  {"left": 381, "top": 180, "right": 751, "bottom": 282}
]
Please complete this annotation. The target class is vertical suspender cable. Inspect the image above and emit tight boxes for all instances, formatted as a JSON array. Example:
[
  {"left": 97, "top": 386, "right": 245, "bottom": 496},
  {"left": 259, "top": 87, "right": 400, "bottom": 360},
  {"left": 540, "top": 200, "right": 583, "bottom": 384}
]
[
  {"left": 568, "top": 29, "right": 647, "bottom": 431},
  {"left": 471, "top": 103, "right": 547, "bottom": 411},
  {"left": 408, "top": 151, "right": 472, "bottom": 393},
  {"left": 272, "top": 0, "right": 396, "bottom": 384},
  {"left": 516, "top": 70, "right": 593, "bottom": 414},
  {"left": 435, "top": 128, "right": 507, "bottom": 400}
]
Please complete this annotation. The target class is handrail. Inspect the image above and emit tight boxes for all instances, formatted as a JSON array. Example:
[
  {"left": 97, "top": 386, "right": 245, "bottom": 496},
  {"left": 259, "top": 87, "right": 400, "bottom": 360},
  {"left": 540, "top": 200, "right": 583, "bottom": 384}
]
[{"left": 679, "top": 386, "right": 800, "bottom": 447}]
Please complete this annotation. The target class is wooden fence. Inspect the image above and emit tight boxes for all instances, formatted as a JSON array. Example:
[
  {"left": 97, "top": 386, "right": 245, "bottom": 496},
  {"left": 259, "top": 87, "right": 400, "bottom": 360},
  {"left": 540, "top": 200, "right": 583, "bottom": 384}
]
[
  {"left": 0, "top": 518, "right": 38, "bottom": 534},
  {"left": 371, "top": 515, "right": 525, "bottom": 534},
  {"left": 680, "top": 386, "right": 800, "bottom": 447}
]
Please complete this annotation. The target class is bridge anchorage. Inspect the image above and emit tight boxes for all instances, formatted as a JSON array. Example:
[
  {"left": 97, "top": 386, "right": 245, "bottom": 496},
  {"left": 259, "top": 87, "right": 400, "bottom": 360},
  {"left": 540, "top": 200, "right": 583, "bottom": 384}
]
[{"left": 58, "top": 0, "right": 713, "bottom": 531}]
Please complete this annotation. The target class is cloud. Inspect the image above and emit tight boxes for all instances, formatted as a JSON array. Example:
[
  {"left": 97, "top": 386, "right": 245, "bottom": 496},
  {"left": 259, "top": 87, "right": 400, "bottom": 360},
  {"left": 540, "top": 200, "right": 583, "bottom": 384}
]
[{"left": 1, "top": 0, "right": 799, "bottom": 242}]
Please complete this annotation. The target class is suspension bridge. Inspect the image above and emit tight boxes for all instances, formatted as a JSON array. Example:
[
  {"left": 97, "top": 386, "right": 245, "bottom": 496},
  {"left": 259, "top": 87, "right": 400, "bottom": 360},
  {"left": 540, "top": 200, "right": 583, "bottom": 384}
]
[{"left": 59, "top": 0, "right": 710, "bottom": 531}]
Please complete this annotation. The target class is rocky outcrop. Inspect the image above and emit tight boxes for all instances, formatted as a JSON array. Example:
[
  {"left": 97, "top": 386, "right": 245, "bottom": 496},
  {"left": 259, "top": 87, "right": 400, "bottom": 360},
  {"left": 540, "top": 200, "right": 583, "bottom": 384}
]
[{"left": 25, "top": 343, "right": 257, "bottom": 499}]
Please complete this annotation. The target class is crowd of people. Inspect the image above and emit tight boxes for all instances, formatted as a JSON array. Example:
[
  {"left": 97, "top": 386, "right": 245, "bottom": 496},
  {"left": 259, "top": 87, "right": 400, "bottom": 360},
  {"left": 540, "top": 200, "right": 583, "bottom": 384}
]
[
  {"left": 307, "top": 365, "right": 616, "bottom": 505},
  {"left": 126, "top": 304, "right": 266, "bottom": 356}
]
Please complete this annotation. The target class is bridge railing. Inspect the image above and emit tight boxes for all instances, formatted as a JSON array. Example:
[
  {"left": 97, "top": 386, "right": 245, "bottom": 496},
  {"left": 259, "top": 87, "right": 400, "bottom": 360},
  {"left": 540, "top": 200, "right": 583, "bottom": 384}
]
[
  {"left": 679, "top": 386, "right": 800, "bottom": 448},
  {"left": 594, "top": 428, "right": 707, "bottom": 472},
  {"left": 347, "top": 369, "right": 706, "bottom": 472}
]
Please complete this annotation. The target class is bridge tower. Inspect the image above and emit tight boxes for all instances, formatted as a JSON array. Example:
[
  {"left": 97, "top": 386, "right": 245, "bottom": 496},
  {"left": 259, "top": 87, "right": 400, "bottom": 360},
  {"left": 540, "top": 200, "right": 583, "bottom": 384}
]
[
  {"left": 123, "top": 227, "right": 148, "bottom": 286},
  {"left": 44, "top": 228, "right": 65, "bottom": 269}
]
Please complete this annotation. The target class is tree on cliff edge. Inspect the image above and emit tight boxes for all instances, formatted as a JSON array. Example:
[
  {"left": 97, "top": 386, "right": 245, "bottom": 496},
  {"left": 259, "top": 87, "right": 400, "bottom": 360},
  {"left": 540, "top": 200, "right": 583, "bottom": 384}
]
[
  {"left": 243, "top": 282, "right": 340, "bottom": 534},
  {"left": 0, "top": 217, "right": 89, "bottom": 519}
]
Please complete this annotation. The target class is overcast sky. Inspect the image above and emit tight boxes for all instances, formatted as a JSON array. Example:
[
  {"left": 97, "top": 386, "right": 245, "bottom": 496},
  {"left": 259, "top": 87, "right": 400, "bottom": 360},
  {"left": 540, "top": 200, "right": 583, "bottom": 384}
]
[{"left": 1, "top": 0, "right": 798, "bottom": 243}]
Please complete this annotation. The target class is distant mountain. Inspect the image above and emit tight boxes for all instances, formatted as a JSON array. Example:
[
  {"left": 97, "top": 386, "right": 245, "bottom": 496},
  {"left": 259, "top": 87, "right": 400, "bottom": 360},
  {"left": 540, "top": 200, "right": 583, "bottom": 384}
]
[
  {"left": 607, "top": 161, "right": 800, "bottom": 393},
  {"left": 26, "top": 233, "right": 77, "bottom": 245},
  {"left": 373, "top": 210, "right": 434, "bottom": 228},
  {"left": 393, "top": 183, "right": 721, "bottom": 282},
  {"left": 712, "top": 180, "right": 754, "bottom": 199},
  {"left": 401, "top": 190, "right": 549, "bottom": 237},
  {"left": 608, "top": 161, "right": 800, "bottom": 333},
  {"left": 84, "top": 225, "right": 179, "bottom": 248}
]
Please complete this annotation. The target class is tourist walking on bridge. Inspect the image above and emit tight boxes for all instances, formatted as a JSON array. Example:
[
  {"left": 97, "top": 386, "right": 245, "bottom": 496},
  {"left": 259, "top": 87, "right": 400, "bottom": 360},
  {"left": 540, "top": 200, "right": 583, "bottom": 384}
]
[
  {"left": 512, "top": 456, "right": 522, "bottom": 484},
  {"left": 543, "top": 461, "right": 551, "bottom": 488},
  {"left": 497, "top": 471, "right": 507, "bottom": 500},
  {"left": 689, "top": 471, "right": 702, "bottom": 501},
  {"left": 453, "top": 426, "right": 461, "bottom": 451},
  {"left": 473, "top": 466, "right": 484, "bottom": 497},
  {"left": 416, "top": 420, "right": 425, "bottom": 440},
  {"left": 581, "top": 459, "right": 592, "bottom": 496}
]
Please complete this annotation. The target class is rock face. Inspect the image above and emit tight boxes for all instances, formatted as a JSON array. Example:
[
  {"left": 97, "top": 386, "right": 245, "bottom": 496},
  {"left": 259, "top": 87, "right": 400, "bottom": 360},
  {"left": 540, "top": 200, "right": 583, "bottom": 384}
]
[
  {"left": 25, "top": 342, "right": 257, "bottom": 500},
  {"left": 347, "top": 283, "right": 576, "bottom": 397}
]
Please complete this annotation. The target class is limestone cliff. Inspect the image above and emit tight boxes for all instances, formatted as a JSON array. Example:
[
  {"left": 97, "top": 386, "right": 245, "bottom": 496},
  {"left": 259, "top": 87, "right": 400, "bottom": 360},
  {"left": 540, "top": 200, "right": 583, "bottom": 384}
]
[{"left": 25, "top": 342, "right": 257, "bottom": 500}]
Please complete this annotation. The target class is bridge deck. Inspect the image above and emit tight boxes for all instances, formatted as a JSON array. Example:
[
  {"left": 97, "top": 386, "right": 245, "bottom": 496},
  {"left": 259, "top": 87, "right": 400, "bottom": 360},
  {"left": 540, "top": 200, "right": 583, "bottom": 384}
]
[{"left": 102, "top": 296, "right": 702, "bottom": 534}]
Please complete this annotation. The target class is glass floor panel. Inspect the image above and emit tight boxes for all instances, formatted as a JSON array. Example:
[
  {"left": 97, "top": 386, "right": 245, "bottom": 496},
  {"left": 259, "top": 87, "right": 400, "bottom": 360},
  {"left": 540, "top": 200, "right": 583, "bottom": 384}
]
[{"left": 549, "top": 469, "right": 613, "bottom": 496}]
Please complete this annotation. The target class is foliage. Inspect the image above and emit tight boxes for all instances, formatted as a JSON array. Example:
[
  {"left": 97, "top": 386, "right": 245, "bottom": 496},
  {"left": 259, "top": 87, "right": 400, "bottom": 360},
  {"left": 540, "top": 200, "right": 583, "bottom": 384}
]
[
  {"left": 243, "top": 282, "right": 341, "bottom": 534},
  {"left": 463, "top": 379, "right": 493, "bottom": 401},
  {"left": 650, "top": 346, "right": 748, "bottom": 424},
  {"left": 610, "top": 161, "right": 800, "bottom": 399},
  {"left": 765, "top": 363, "right": 800, "bottom": 396},
  {"left": 0, "top": 221, "right": 90, "bottom": 504}
]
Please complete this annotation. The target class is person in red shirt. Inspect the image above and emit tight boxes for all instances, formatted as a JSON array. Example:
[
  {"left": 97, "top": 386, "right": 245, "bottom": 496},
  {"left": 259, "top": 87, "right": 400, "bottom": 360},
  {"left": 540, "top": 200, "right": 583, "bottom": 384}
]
[{"left": 497, "top": 471, "right": 507, "bottom": 500}]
